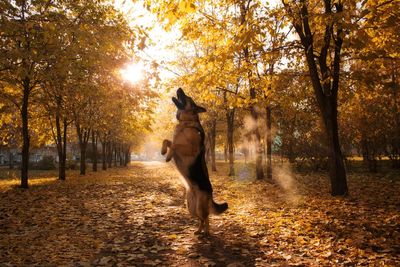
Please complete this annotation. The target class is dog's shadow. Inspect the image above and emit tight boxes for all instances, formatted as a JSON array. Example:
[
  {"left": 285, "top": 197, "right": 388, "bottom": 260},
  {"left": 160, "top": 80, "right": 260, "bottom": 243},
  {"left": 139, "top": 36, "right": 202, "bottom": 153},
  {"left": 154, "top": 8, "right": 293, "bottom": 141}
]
[
  {"left": 187, "top": 223, "right": 261, "bottom": 266},
  {"left": 158, "top": 181, "right": 261, "bottom": 265}
]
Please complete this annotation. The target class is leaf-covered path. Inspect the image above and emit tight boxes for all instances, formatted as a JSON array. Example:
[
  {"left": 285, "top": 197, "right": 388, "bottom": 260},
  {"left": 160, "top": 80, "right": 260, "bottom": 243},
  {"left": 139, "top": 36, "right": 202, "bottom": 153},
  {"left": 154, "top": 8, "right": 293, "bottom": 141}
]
[{"left": 0, "top": 162, "right": 399, "bottom": 266}]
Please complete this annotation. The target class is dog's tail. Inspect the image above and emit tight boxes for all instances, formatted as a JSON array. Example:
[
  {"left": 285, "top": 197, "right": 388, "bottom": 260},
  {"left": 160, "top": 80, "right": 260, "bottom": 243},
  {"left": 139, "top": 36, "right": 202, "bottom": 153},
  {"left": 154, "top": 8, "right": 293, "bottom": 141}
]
[{"left": 210, "top": 199, "right": 228, "bottom": 215}]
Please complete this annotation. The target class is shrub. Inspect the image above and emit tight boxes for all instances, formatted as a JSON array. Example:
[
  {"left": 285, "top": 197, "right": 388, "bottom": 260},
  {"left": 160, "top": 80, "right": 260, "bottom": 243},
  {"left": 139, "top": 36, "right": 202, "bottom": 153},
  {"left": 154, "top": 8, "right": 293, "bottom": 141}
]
[
  {"left": 66, "top": 160, "right": 77, "bottom": 170},
  {"left": 29, "top": 156, "right": 56, "bottom": 170}
]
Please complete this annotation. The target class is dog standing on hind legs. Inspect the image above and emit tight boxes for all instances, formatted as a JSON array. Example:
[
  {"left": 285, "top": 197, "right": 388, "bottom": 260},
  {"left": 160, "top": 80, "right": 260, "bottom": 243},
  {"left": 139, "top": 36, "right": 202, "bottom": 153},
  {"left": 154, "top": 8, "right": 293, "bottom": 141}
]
[{"left": 161, "top": 88, "right": 228, "bottom": 235}]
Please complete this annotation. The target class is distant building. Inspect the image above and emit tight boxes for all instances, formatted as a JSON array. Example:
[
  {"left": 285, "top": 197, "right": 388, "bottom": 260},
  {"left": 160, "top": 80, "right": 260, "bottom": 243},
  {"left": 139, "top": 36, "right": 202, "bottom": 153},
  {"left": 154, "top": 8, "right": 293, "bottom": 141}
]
[
  {"left": 0, "top": 148, "right": 20, "bottom": 166},
  {"left": 0, "top": 144, "right": 81, "bottom": 166}
]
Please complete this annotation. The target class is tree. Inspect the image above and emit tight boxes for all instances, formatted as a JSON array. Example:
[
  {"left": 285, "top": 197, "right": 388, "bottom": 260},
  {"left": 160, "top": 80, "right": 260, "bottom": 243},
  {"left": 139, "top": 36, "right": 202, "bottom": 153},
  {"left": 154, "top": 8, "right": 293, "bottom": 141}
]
[
  {"left": 281, "top": 0, "right": 350, "bottom": 195},
  {"left": 0, "top": 0, "right": 59, "bottom": 187},
  {"left": 345, "top": 0, "right": 400, "bottom": 169},
  {"left": 0, "top": 0, "right": 146, "bottom": 183}
]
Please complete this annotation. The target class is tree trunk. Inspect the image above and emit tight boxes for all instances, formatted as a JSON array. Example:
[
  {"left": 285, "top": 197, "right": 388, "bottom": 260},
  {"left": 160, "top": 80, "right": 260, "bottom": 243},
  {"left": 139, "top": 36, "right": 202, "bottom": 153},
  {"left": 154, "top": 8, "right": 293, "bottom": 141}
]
[
  {"left": 119, "top": 146, "right": 123, "bottom": 166},
  {"left": 107, "top": 142, "right": 112, "bottom": 168},
  {"left": 80, "top": 146, "right": 86, "bottom": 175},
  {"left": 92, "top": 131, "right": 98, "bottom": 172},
  {"left": 55, "top": 112, "right": 67, "bottom": 180},
  {"left": 123, "top": 148, "right": 127, "bottom": 166},
  {"left": 116, "top": 146, "right": 119, "bottom": 166},
  {"left": 254, "top": 129, "right": 264, "bottom": 179},
  {"left": 124, "top": 146, "right": 130, "bottom": 166},
  {"left": 224, "top": 143, "right": 227, "bottom": 162},
  {"left": 20, "top": 78, "right": 30, "bottom": 188},
  {"left": 210, "top": 119, "right": 217, "bottom": 172},
  {"left": 205, "top": 139, "right": 210, "bottom": 163},
  {"left": 288, "top": 143, "right": 296, "bottom": 164},
  {"left": 226, "top": 109, "right": 235, "bottom": 176},
  {"left": 323, "top": 103, "right": 348, "bottom": 195},
  {"left": 61, "top": 119, "right": 67, "bottom": 180},
  {"left": 76, "top": 123, "right": 90, "bottom": 175},
  {"left": 101, "top": 140, "right": 107, "bottom": 170},
  {"left": 266, "top": 106, "right": 272, "bottom": 180},
  {"left": 113, "top": 144, "right": 117, "bottom": 167},
  {"left": 361, "top": 139, "right": 378, "bottom": 172},
  {"left": 250, "top": 90, "right": 264, "bottom": 180}
]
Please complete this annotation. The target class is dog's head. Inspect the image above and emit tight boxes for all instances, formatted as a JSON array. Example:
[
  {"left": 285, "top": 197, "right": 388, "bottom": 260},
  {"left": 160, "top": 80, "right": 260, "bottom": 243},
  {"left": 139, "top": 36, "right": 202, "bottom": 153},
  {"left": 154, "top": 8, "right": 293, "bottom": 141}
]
[{"left": 172, "top": 88, "right": 206, "bottom": 121}]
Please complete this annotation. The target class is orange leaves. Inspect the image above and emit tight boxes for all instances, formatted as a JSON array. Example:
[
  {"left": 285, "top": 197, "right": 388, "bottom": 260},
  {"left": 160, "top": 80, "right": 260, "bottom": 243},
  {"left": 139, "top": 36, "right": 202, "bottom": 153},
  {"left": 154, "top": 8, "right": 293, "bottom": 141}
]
[
  {"left": 145, "top": 0, "right": 196, "bottom": 31},
  {"left": 0, "top": 162, "right": 399, "bottom": 265},
  {"left": 178, "top": 0, "right": 196, "bottom": 14}
]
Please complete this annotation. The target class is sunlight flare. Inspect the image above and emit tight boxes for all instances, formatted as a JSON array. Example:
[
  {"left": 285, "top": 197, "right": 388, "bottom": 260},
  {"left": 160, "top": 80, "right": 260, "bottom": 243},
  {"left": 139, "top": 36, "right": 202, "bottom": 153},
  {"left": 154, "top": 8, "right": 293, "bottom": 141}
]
[{"left": 120, "top": 62, "right": 144, "bottom": 83}]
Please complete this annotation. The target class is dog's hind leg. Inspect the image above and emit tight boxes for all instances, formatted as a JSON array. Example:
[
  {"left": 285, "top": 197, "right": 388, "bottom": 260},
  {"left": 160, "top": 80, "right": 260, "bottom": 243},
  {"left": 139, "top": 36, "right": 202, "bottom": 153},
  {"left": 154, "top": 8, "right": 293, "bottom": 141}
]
[
  {"left": 203, "top": 217, "right": 210, "bottom": 236},
  {"left": 194, "top": 219, "right": 204, "bottom": 235}
]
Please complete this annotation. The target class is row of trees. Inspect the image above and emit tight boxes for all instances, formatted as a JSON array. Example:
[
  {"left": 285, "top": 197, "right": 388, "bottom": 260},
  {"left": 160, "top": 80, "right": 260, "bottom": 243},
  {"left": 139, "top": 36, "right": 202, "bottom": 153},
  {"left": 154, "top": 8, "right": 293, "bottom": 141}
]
[
  {"left": 0, "top": 0, "right": 155, "bottom": 188},
  {"left": 147, "top": 0, "right": 399, "bottom": 196}
]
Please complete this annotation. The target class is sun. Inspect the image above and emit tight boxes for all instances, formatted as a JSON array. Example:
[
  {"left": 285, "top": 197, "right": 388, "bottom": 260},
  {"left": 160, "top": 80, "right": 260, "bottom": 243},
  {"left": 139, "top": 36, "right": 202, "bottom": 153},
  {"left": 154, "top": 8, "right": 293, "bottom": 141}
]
[{"left": 120, "top": 62, "right": 144, "bottom": 84}]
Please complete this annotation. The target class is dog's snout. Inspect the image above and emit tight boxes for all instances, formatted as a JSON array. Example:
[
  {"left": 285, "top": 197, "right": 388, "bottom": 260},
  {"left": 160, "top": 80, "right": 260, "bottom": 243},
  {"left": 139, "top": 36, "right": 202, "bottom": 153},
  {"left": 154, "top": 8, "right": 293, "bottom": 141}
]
[
  {"left": 177, "top": 88, "right": 186, "bottom": 100},
  {"left": 177, "top": 87, "right": 185, "bottom": 96}
]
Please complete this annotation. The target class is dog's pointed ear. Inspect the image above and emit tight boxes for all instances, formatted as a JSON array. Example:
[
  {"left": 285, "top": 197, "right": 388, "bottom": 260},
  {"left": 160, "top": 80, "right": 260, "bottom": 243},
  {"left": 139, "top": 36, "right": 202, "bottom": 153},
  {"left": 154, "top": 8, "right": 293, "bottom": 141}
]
[
  {"left": 196, "top": 105, "right": 207, "bottom": 113},
  {"left": 172, "top": 97, "right": 184, "bottom": 109}
]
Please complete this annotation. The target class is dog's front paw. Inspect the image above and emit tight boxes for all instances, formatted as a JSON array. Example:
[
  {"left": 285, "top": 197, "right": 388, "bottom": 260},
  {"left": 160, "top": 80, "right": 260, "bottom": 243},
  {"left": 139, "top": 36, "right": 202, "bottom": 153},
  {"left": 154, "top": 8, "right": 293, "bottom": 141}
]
[
  {"left": 161, "top": 139, "right": 171, "bottom": 155},
  {"left": 165, "top": 154, "right": 173, "bottom": 162}
]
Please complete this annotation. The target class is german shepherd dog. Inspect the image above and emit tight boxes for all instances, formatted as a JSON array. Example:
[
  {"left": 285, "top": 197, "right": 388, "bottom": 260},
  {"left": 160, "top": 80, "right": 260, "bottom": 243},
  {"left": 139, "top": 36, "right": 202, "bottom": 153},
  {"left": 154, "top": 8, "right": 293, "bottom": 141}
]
[{"left": 161, "top": 88, "right": 228, "bottom": 235}]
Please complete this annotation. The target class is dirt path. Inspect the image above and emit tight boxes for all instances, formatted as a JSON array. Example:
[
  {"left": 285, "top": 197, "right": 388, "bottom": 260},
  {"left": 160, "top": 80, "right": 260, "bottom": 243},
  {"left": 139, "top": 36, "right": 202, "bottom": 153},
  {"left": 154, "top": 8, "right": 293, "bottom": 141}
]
[{"left": 0, "top": 162, "right": 399, "bottom": 266}]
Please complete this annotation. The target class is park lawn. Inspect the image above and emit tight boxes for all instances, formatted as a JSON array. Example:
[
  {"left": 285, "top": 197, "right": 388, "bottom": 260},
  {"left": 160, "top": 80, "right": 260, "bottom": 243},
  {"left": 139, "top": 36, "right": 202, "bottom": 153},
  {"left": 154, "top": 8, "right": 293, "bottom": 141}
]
[{"left": 0, "top": 161, "right": 399, "bottom": 266}]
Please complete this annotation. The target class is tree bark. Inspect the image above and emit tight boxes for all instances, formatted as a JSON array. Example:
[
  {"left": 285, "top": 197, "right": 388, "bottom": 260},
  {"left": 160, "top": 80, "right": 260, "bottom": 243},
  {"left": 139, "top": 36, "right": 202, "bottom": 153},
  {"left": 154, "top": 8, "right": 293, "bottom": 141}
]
[
  {"left": 20, "top": 78, "right": 30, "bottom": 188},
  {"left": 92, "top": 131, "right": 98, "bottom": 172},
  {"left": 119, "top": 145, "right": 123, "bottom": 166},
  {"left": 101, "top": 138, "right": 107, "bottom": 170},
  {"left": 265, "top": 61, "right": 275, "bottom": 180},
  {"left": 266, "top": 106, "right": 272, "bottom": 180},
  {"left": 113, "top": 144, "right": 117, "bottom": 167},
  {"left": 210, "top": 118, "right": 217, "bottom": 172},
  {"left": 224, "top": 143, "right": 227, "bottom": 162},
  {"left": 250, "top": 89, "right": 265, "bottom": 180},
  {"left": 205, "top": 139, "right": 210, "bottom": 163},
  {"left": 80, "top": 146, "right": 86, "bottom": 175},
  {"left": 361, "top": 139, "right": 377, "bottom": 172},
  {"left": 55, "top": 112, "right": 67, "bottom": 180},
  {"left": 76, "top": 123, "right": 90, "bottom": 175},
  {"left": 107, "top": 142, "right": 112, "bottom": 168},
  {"left": 324, "top": 105, "right": 349, "bottom": 193},
  {"left": 226, "top": 108, "right": 235, "bottom": 176},
  {"left": 61, "top": 119, "right": 67, "bottom": 179}
]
